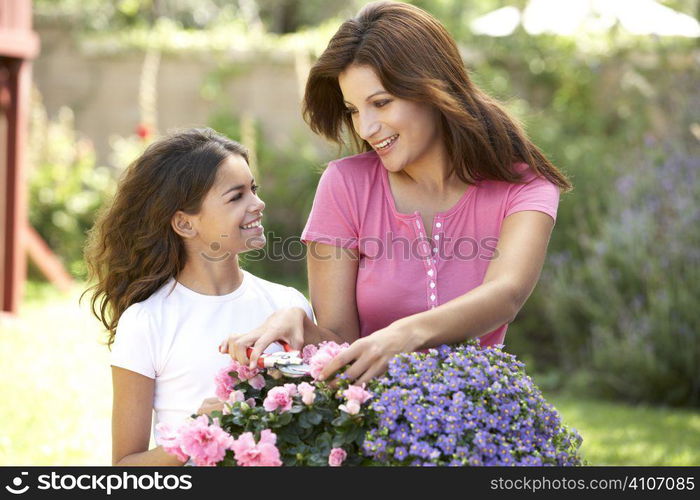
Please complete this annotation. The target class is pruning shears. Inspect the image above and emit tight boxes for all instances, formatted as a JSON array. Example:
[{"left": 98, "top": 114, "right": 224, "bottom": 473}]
[{"left": 246, "top": 341, "right": 311, "bottom": 378}]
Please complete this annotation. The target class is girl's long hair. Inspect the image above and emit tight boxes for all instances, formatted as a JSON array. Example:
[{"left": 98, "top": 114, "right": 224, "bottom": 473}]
[
  {"left": 83, "top": 128, "right": 248, "bottom": 347},
  {"left": 303, "top": 1, "right": 572, "bottom": 191}
]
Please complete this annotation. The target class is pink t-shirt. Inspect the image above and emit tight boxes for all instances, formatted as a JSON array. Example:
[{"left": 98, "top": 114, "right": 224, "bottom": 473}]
[{"left": 301, "top": 151, "right": 560, "bottom": 347}]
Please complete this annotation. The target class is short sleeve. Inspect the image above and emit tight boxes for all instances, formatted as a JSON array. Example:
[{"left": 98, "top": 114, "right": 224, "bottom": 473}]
[
  {"left": 301, "top": 162, "right": 359, "bottom": 248},
  {"left": 287, "top": 288, "right": 315, "bottom": 323},
  {"left": 505, "top": 166, "right": 560, "bottom": 222},
  {"left": 110, "top": 303, "right": 158, "bottom": 379}
]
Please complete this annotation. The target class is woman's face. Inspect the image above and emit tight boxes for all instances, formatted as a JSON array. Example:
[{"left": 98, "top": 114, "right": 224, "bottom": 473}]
[
  {"left": 192, "top": 154, "right": 266, "bottom": 262},
  {"left": 338, "top": 64, "right": 443, "bottom": 174}
]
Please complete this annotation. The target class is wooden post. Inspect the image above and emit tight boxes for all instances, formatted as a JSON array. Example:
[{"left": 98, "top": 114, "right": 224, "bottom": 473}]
[
  {"left": 2, "top": 58, "right": 30, "bottom": 313},
  {"left": 0, "top": 0, "right": 40, "bottom": 314}
]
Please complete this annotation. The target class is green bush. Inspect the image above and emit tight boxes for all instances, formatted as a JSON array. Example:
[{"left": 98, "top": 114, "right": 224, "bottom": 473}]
[
  {"left": 28, "top": 99, "right": 116, "bottom": 279},
  {"left": 463, "top": 32, "right": 699, "bottom": 389},
  {"left": 539, "top": 147, "right": 700, "bottom": 407}
]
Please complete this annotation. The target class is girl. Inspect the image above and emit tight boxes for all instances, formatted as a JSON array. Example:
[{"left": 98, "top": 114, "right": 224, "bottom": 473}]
[
  {"left": 224, "top": 1, "right": 572, "bottom": 386},
  {"left": 84, "top": 128, "right": 312, "bottom": 465}
]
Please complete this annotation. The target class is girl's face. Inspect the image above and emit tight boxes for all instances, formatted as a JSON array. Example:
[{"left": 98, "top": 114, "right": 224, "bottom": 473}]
[
  {"left": 192, "top": 154, "right": 266, "bottom": 262},
  {"left": 338, "top": 64, "right": 443, "bottom": 174}
]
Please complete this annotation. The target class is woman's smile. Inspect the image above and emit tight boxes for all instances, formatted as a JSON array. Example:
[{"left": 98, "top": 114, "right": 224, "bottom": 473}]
[
  {"left": 338, "top": 64, "right": 444, "bottom": 175},
  {"left": 372, "top": 134, "right": 399, "bottom": 156}
]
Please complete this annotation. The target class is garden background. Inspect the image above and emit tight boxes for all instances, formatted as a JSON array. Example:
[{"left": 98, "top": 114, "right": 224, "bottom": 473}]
[{"left": 0, "top": 0, "right": 698, "bottom": 465}]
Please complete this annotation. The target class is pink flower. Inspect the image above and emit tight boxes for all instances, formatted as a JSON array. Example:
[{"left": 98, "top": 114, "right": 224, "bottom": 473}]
[
  {"left": 328, "top": 447, "right": 347, "bottom": 467},
  {"left": 236, "top": 364, "right": 262, "bottom": 381},
  {"left": 155, "top": 422, "right": 188, "bottom": 463},
  {"left": 283, "top": 383, "right": 298, "bottom": 396},
  {"left": 228, "top": 390, "right": 245, "bottom": 404},
  {"left": 308, "top": 341, "right": 350, "bottom": 380},
  {"left": 297, "top": 382, "right": 316, "bottom": 406},
  {"left": 231, "top": 429, "right": 282, "bottom": 466},
  {"left": 263, "top": 386, "right": 293, "bottom": 412},
  {"left": 178, "top": 416, "right": 234, "bottom": 467},
  {"left": 249, "top": 374, "right": 266, "bottom": 390},
  {"left": 301, "top": 344, "right": 318, "bottom": 363},
  {"left": 338, "top": 400, "right": 361, "bottom": 415},
  {"left": 343, "top": 384, "right": 372, "bottom": 405},
  {"left": 325, "top": 341, "right": 350, "bottom": 357},
  {"left": 245, "top": 397, "right": 257, "bottom": 407},
  {"left": 214, "top": 363, "right": 240, "bottom": 401},
  {"left": 309, "top": 351, "right": 334, "bottom": 380}
]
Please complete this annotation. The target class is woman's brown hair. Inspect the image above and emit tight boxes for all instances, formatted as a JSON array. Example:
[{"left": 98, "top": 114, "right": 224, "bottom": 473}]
[
  {"left": 303, "top": 0, "right": 572, "bottom": 191},
  {"left": 83, "top": 128, "right": 249, "bottom": 347}
]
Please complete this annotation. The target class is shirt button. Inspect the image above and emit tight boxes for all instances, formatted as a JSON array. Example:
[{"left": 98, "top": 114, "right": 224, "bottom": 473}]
[
  {"left": 427, "top": 269, "right": 434, "bottom": 277},
  {"left": 436, "top": 222, "right": 442, "bottom": 228},
  {"left": 430, "top": 281, "right": 435, "bottom": 289},
  {"left": 416, "top": 220, "right": 421, "bottom": 228},
  {"left": 430, "top": 294, "right": 436, "bottom": 302},
  {"left": 434, "top": 235, "right": 440, "bottom": 240},
  {"left": 432, "top": 247, "right": 438, "bottom": 254}
]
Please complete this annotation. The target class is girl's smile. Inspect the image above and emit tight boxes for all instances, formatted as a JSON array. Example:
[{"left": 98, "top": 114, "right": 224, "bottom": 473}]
[{"left": 191, "top": 154, "right": 266, "bottom": 259}]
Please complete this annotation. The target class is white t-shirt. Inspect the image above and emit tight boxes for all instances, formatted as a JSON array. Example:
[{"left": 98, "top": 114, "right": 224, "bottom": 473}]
[{"left": 110, "top": 270, "right": 313, "bottom": 444}]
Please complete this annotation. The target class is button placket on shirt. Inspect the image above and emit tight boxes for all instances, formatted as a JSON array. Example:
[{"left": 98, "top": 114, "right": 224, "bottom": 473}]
[
  {"left": 413, "top": 216, "right": 438, "bottom": 310},
  {"left": 427, "top": 217, "right": 443, "bottom": 309}
]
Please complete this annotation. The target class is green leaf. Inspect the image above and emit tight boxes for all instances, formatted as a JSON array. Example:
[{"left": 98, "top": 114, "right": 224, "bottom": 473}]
[
  {"left": 308, "top": 453, "right": 326, "bottom": 466},
  {"left": 316, "top": 432, "right": 332, "bottom": 449},
  {"left": 277, "top": 411, "right": 293, "bottom": 426},
  {"left": 298, "top": 413, "right": 311, "bottom": 429},
  {"left": 332, "top": 414, "right": 349, "bottom": 427},
  {"left": 307, "top": 411, "right": 323, "bottom": 426}
]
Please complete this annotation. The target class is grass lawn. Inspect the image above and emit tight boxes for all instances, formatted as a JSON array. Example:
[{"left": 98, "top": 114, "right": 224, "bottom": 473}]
[
  {"left": 0, "top": 282, "right": 112, "bottom": 465},
  {"left": 542, "top": 393, "right": 700, "bottom": 466},
  {"left": 1, "top": 281, "right": 698, "bottom": 465}
]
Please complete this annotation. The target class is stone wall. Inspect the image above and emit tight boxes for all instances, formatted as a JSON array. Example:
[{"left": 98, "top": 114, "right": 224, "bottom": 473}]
[{"left": 31, "top": 24, "right": 330, "bottom": 167}]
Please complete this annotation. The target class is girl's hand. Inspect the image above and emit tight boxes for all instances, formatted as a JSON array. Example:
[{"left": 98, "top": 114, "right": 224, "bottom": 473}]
[
  {"left": 196, "top": 397, "right": 224, "bottom": 416},
  {"left": 219, "top": 307, "right": 307, "bottom": 369},
  {"left": 317, "top": 320, "right": 424, "bottom": 386}
]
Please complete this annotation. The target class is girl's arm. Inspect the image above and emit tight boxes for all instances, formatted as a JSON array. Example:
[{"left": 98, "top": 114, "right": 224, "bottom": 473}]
[
  {"left": 111, "top": 366, "right": 187, "bottom": 466},
  {"left": 319, "top": 211, "right": 556, "bottom": 384}
]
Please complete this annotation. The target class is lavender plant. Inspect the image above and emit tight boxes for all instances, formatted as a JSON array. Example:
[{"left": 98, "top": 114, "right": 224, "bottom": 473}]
[{"left": 541, "top": 149, "right": 700, "bottom": 406}]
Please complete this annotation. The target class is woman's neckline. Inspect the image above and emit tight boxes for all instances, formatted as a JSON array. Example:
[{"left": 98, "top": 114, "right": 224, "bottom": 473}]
[{"left": 379, "top": 161, "right": 476, "bottom": 220}]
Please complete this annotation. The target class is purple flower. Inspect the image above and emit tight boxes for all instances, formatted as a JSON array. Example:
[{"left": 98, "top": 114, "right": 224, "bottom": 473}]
[
  {"left": 363, "top": 340, "right": 583, "bottom": 466},
  {"left": 394, "top": 447, "right": 408, "bottom": 460}
]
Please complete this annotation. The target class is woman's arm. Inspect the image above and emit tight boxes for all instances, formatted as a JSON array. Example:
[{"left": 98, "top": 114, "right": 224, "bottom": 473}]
[
  {"left": 407, "top": 210, "right": 555, "bottom": 348},
  {"left": 306, "top": 241, "right": 361, "bottom": 344},
  {"left": 319, "top": 210, "right": 556, "bottom": 384},
  {"left": 111, "top": 366, "right": 186, "bottom": 466},
  {"left": 227, "top": 241, "right": 360, "bottom": 368}
]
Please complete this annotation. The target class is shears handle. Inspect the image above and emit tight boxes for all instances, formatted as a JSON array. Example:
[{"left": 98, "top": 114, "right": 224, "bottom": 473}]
[{"left": 246, "top": 341, "right": 293, "bottom": 369}]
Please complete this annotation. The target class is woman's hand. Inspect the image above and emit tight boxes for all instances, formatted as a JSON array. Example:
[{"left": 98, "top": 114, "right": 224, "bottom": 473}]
[
  {"left": 317, "top": 319, "right": 425, "bottom": 386},
  {"left": 219, "top": 307, "right": 307, "bottom": 369}
]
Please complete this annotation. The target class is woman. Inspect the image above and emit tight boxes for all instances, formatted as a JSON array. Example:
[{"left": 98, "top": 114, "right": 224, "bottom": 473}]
[{"left": 223, "top": 1, "right": 572, "bottom": 385}]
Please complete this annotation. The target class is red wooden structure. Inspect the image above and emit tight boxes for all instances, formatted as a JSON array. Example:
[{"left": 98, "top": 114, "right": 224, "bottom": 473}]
[{"left": 1, "top": 0, "right": 40, "bottom": 314}]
